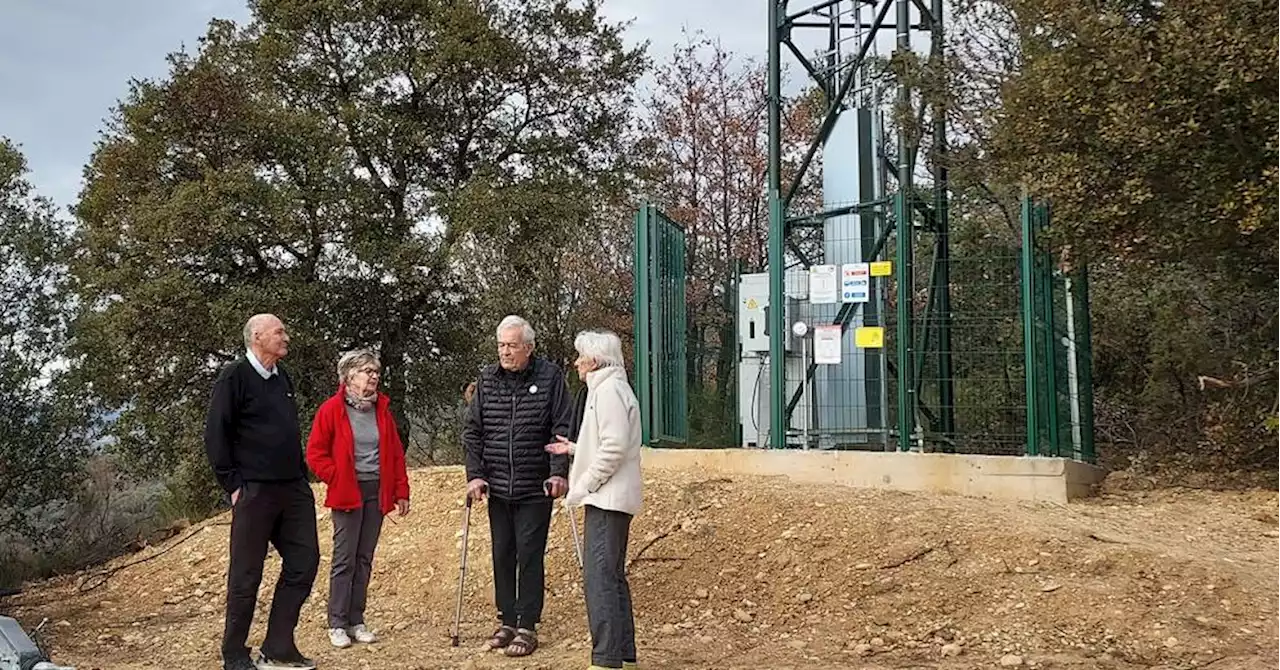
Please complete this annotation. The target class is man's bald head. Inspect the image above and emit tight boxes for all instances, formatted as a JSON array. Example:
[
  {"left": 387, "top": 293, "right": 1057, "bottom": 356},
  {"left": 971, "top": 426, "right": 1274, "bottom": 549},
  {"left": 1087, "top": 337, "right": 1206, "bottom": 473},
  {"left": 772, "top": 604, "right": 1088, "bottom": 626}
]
[{"left": 242, "top": 314, "right": 290, "bottom": 365}]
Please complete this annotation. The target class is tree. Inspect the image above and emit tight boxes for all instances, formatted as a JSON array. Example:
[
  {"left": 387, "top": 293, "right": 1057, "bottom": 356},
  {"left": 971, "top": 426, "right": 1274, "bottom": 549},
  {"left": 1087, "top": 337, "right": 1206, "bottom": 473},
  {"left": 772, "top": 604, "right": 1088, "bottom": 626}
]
[
  {"left": 72, "top": 0, "right": 646, "bottom": 510},
  {"left": 992, "top": 0, "right": 1278, "bottom": 271},
  {"left": 0, "top": 139, "right": 95, "bottom": 535},
  {"left": 638, "top": 34, "right": 822, "bottom": 446},
  {"left": 948, "top": 0, "right": 1278, "bottom": 473}
]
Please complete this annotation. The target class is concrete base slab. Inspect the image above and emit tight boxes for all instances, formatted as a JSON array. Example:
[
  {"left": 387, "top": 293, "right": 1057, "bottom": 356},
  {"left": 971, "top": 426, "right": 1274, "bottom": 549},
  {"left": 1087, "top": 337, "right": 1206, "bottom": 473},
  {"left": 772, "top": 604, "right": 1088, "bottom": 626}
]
[{"left": 641, "top": 448, "right": 1107, "bottom": 504}]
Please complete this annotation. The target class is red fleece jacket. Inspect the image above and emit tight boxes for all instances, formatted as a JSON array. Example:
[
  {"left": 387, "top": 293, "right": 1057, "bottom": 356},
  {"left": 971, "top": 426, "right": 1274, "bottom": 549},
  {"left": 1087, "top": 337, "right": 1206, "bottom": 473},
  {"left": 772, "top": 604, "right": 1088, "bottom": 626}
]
[{"left": 305, "top": 386, "right": 410, "bottom": 514}]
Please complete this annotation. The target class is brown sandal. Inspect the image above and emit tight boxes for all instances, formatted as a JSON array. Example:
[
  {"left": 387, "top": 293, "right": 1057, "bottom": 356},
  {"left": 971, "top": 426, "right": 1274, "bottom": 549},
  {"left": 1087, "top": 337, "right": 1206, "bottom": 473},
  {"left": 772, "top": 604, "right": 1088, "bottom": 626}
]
[
  {"left": 503, "top": 628, "right": 538, "bottom": 657},
  {"left": 487, "top": 625, "right": 516, "bottom": 650}
]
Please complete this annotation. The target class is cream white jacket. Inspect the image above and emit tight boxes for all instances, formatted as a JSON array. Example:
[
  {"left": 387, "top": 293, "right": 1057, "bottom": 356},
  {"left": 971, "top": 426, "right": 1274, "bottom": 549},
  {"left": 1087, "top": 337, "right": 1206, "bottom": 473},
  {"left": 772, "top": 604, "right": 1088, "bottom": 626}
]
[{"left": 565, "top": 365, "right": 643, "bottom": 516}]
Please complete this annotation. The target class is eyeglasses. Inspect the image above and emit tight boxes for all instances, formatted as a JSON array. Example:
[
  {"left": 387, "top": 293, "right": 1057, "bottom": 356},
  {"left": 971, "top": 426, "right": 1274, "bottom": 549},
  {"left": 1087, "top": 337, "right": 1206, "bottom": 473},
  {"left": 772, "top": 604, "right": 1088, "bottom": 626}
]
[
  {"left": 497, "top": 342, "right": 527, "bottom": 351},
  {"left": 357, "top": 367, "right": 381, "bottom": 376}
]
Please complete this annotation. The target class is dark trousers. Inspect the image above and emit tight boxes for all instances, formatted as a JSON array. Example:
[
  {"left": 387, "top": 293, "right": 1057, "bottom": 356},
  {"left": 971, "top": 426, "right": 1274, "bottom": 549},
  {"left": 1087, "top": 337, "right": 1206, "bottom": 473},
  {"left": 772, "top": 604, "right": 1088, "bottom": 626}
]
[
  {"left": 584, "top": 505, "right": 636, "bottom": 668},
  {"left": 222, "top": 479, "right": 320, "bottom": 662},
  {"left": 488, "top": 497, "right": 552, "bottom": 629},
  {"left": 328, "top": 479, "right": 383, "bottom": 629}
]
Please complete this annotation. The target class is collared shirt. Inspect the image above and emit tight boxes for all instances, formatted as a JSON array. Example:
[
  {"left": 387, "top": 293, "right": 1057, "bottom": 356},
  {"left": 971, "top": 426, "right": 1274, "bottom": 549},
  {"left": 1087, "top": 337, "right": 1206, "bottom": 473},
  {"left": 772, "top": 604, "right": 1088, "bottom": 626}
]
[{"left": 246, "top": 349, "right": 277, "bottom": 380}]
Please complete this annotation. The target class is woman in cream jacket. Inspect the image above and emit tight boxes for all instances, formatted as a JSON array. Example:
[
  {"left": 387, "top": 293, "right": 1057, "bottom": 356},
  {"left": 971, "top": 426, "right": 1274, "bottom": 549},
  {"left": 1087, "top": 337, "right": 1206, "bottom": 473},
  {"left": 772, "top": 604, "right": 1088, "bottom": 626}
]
[{"left": 546, "top": 329, "right": 641, "bottom": 670}]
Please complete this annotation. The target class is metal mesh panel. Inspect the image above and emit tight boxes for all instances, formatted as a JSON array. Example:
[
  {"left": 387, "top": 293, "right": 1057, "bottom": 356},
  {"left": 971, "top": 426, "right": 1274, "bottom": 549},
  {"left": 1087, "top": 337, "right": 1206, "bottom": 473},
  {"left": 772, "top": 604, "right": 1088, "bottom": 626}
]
[
  {"left": 633, "top": 203, "right": 688, "bottom": 446},
  {"left": 630, "top": 191, "right": 1095, "bottom": 462}
]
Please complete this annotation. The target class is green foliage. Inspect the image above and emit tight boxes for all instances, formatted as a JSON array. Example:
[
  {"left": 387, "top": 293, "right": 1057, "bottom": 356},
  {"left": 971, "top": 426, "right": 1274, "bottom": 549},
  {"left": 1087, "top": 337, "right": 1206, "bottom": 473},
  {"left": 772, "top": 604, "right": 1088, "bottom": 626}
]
[
  {"left": 0, "top": 139, "right": 98, "bottom": 538},
  {"left": 953, "top": 0, "right": 1278, "bottom": 474},
  {"left": 686, "top": 382, "right": 737, "bottom": 449},
  {"left": 71, "top": 0, "right": 646, "bottom": 498},
  {"left": 1089, "top": 260, "right": 1276, "bottom": 469},
  {"left": 157, "top": 454, "right": 225, "bottom": 520},
  {"left": 0, "top": 457, "right": 178, "bottom": 589},
  {"left": 638, "top": 35, "right": 819, "bottom": 447},
  {"left": 994, "top": 0, "right": 1278, "bottom": 270}
]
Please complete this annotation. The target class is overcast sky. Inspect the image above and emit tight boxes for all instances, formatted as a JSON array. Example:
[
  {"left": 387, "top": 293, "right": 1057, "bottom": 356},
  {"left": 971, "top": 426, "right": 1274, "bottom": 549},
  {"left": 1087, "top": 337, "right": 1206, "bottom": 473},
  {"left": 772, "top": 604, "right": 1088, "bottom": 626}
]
[{"left": 0, "top": 0, "right": 866, "bottom": 212}]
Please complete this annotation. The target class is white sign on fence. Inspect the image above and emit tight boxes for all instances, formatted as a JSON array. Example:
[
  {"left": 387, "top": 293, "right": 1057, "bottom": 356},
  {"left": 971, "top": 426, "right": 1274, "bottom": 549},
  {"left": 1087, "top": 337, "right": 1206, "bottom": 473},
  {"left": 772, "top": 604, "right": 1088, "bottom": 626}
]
[
  {"left": 841, "top": 263, "right": 870, "bottom": 303},
  {"left": 809, "top": 264, "right": 838, "bottom": 304},
  {"left": 814, "top": 325, "right": 843, "bottom": 365}
]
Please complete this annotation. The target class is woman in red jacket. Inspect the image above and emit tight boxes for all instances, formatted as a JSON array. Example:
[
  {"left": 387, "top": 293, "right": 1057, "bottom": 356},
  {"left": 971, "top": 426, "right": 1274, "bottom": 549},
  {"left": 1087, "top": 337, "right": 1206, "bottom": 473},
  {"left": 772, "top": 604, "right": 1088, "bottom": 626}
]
[{"left": 305, "top": 349, "right": 410, "bottom": 650}]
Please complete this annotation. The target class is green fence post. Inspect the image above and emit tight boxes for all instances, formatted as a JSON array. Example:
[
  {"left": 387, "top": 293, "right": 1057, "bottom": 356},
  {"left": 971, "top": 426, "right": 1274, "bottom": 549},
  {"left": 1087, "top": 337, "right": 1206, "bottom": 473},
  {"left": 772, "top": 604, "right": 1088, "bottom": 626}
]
[
  {"left": 1076, "top": 266, "right": 1096, "bottom": 463},
  {"left": 895, "top": 189, "right": 915, "bottom": 452},
  {"left": 676, "top": 221, "right": 688, "bottom": 441},
  {"left": 654, "top": 210, "right": 667, "bottom": 442},
  {"left": 652, "top": 205, "right": 668, "bottom": 442},
  {"left": 1039, "top": 235, "right": 1059, "bottom": 457},
  {"left": 634, "top": 204, "right": 651, "bottom": 446},
  {"left": 1036, "top": 205, "right": 1059, "bottom": 457},
  {"left": 1019, "top": 192, "right": 1038, "bottom": 457}
]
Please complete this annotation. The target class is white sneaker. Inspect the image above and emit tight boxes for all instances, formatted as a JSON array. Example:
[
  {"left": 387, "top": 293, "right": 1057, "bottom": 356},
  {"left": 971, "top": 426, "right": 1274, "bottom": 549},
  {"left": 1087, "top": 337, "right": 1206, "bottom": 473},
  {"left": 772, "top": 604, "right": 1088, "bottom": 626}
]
[
  {"left": 255, "top": 650, "right": 316, "bottom": 669},
  {"left": 328, "top": 627, "right": 352, "bottom": 648},
  {"left": 348, "top": 624, "right": 377, "bottom": 644}
]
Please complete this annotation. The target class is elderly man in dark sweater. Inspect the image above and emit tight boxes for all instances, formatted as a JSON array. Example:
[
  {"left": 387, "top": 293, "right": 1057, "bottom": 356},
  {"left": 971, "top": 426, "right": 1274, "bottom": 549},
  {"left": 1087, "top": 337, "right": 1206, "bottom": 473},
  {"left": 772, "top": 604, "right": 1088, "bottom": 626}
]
[
  {"left": 463, "top": 315, "right": 573, "bottom": 658},
  {"left": 205, "top": 313, "right": 320, "bottom": 670}
]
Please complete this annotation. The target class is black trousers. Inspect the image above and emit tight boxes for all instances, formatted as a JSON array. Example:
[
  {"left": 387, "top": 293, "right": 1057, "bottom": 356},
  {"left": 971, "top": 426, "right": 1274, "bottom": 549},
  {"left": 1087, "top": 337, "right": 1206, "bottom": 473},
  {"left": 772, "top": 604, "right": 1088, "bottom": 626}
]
[
  {"left": 488, "top": 497, "right": 552, "bottom": 629},
  {"left": 222, "top": 479, "right": 320, "bottom": 661},
  {"left": 584, "top": 505, "right": 636, "bottom": 668}
]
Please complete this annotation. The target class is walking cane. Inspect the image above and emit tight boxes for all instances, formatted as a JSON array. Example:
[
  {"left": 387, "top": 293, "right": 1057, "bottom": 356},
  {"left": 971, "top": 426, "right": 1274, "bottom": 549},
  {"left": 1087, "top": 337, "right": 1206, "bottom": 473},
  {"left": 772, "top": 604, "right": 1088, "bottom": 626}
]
[
  {"left": 565, "top": 502, "right": 584, "bottom": 571},
  {"left": 547, "top": 481, "right": 585, "bottom": 570},
  {"left": 451, "top": 484, "right": 485, "bottom": 647}
]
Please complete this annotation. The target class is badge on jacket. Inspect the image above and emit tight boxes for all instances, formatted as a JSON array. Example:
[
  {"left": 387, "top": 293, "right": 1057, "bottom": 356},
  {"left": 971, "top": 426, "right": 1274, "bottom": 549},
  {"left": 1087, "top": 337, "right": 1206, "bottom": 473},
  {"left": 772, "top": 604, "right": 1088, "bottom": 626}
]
[{"left": 529, "top": 384, "right": 538, "bottom": 394}]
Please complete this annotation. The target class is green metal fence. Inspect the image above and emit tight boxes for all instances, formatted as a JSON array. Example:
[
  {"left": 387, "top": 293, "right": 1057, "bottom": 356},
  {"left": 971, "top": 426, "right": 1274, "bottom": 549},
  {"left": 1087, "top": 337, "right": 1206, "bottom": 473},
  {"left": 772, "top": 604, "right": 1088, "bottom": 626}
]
[
  {"left": 633, "top": 203, "right": 688, "bottom": 446},
  {"left": 631, "top": 195, "right": 1094, "bottom": 462},
  {"left": 898, "top": 222, "right": 1028, "bottom": 456},
  {"left": 1022, "top": 196, "right": 1096, "bottom": 461},
  {"left": 889, "top": 193, "right": 1095, "bottom": 461}
]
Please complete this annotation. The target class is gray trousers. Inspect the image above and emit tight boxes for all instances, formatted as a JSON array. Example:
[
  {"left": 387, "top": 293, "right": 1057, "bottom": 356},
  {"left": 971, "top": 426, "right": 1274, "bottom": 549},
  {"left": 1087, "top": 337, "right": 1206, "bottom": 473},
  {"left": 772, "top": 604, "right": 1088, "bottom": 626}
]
[
  {"left": 584, "top": 505, "right": 636, "bottom": 668},
  {"left": 327, "top": 479, "right": 383, "bottom": 629}
]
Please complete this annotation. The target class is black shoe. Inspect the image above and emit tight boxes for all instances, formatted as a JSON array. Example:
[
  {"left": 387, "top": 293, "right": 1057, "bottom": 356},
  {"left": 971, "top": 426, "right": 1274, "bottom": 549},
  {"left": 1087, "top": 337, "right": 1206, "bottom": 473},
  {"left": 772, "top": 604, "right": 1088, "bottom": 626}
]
[
  {"left": 255, "top": 650, "right": 317, "bottom": 670},
  {"left": 223, "top": 657, "right": 257, "bottom": 670}
]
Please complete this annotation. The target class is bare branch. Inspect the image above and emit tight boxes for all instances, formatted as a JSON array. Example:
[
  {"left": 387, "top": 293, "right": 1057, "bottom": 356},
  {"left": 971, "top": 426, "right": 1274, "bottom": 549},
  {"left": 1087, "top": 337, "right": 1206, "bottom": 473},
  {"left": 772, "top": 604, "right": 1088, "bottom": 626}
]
[{"left": 1196, "top": 369, "right": 1277, "bottom": 391}]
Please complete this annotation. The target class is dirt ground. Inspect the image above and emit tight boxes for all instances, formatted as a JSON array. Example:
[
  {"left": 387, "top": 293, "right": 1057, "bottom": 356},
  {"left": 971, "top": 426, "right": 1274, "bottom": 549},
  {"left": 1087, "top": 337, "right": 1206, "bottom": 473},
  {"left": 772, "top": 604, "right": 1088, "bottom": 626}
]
[{"left": 4, "top": 465, "right": 1277, "bottom": 670}]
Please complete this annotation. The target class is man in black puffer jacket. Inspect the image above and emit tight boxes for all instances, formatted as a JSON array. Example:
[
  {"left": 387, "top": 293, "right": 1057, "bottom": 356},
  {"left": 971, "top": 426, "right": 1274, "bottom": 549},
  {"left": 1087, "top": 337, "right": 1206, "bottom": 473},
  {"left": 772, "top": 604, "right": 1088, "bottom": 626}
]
[{"left": 463, "top": 315, "right": 573, "bottom": 658}]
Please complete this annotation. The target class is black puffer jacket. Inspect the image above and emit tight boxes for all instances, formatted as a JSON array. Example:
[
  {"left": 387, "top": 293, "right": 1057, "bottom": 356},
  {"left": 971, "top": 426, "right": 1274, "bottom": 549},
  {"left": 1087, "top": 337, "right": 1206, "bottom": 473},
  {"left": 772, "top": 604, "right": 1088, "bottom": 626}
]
[{"left": 463, "top": 358, "right": 573, "bottom": 501}]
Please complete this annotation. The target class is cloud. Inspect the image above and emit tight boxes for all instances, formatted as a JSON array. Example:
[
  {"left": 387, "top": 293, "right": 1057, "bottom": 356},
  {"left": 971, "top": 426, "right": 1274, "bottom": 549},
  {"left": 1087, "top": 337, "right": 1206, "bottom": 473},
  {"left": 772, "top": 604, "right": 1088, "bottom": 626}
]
[
  {"left": 0, "top": 0, "right": 249, "bottom": 210},
  {"left": 5, "top": 0, "right": 909, "bottom": 210},
  {"left": 601, "top": 0, "right": 766, "bottom": 58}
]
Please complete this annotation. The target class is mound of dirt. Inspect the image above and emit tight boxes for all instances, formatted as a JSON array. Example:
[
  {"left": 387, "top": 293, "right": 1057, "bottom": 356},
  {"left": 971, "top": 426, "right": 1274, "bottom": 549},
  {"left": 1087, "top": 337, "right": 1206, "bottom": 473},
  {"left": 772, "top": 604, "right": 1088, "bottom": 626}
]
[{"left": 4, "top": 466, "right": 1276, "bottom": 669}]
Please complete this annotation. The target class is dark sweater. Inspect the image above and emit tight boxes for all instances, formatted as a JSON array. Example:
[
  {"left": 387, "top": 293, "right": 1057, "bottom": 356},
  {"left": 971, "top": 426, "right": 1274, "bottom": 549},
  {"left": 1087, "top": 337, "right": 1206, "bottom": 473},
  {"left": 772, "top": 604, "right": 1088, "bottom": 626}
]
[
  {"left": 203, "top": 358, "right": 306, "bottom": 494},
  {"left": 568, "top": 383, "right": 588, "bottom": 441},
  {"left": 463, "top": 358, "right": 572, "bottom": 501}
]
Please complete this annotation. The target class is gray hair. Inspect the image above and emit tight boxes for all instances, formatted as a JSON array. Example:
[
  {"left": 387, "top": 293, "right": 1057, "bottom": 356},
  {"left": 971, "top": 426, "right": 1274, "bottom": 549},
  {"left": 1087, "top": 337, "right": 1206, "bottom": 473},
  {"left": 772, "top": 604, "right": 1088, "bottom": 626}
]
[
  {"left": 242, "top": 313, "right": 275, "bottom": 349},
  {"left": 574, "top": 329, "right": 625, "bottom": 369},
  {"left": 337, "top": 349, "right": 380, "bottom": 384},
  {"left": 496, "top": 315, "right": 536, "bottom": 345}
]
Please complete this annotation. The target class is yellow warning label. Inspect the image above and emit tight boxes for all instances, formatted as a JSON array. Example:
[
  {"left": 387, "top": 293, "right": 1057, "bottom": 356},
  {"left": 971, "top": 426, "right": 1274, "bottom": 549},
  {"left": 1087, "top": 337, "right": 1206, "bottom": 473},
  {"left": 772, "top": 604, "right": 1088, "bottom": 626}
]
[
  {"left": 870, "top": 261, "right": 893, "bottom": 277},
  {"left": 855, "top": 326, "right": 885, "bottom": 348},
  {"left": 745, "top": 298, "right": 759, "bottom": 310}
]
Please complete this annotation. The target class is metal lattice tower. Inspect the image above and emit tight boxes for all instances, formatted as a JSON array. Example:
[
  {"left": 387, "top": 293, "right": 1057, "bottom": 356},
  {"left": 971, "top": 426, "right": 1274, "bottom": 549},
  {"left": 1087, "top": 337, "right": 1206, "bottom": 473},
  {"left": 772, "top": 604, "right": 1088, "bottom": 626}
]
[{"left": 765, "top": 0, "right": 955, "bottom": 451}]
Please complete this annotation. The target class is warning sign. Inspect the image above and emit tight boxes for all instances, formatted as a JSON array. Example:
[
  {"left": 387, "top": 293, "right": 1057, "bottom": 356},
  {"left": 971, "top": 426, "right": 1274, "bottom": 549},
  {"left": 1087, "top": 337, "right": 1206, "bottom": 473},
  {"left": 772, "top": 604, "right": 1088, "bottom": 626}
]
[
  {"left": 855, "top": 326, "right": 884, "bottom": 349},
  {"left": 814, "top": 325, "right": 842, "bottom": 364},
  {"left": 809, "top": 264, "right": 839, "bottom": 304},
  {"left": 840, "top": 263, "right": 870, "bottom": 303}
]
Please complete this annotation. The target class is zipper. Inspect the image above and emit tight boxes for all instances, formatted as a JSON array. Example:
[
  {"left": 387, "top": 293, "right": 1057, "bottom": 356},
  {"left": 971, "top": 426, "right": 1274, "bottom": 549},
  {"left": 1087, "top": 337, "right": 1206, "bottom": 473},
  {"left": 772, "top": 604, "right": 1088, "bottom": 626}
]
[{"left": 508, "top": 388, "right": 517, "bottom": 491}]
